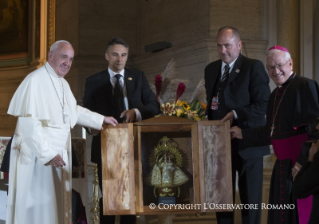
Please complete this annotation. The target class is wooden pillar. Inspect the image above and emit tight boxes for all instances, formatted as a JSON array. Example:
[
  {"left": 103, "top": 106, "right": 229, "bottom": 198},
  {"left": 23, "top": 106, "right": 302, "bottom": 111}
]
[{"left": 277, "top": 0, "right": 300, "bottom": 74}]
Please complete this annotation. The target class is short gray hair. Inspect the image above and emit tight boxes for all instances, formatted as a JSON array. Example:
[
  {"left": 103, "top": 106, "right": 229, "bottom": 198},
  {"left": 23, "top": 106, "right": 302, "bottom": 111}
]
[
  {"left": 50, "top": 40, "right": 72, "bottom": 52},
  {"left": 266, "top": 49, "right": 291, "bottom": 61},
  {"left": 218, "top": 26, "right": 241, "bottom": 41}
]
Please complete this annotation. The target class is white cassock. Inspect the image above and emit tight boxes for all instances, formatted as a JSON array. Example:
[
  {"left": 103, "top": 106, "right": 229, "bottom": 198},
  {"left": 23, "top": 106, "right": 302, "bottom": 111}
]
[{"left": 6, "top": 62, "right": 104, "bottom": 224}]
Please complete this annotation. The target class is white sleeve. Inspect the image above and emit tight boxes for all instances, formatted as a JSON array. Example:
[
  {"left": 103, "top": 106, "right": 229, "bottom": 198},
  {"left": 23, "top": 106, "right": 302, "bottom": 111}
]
[
  {"left": 15, "top": 117, "right": 58, "bottom": 165},
  {"left": 76, "top": 105, "right": 104, "bottom": 130}
]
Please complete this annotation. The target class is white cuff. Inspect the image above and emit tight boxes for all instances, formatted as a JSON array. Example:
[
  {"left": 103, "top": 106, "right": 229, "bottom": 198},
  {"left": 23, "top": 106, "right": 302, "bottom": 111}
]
[
  {"left": 232, "top": 110, "right": 238, "bottom": 120},
  {"left": 134, "top": 109, "right": 142, "bottom": 121}
]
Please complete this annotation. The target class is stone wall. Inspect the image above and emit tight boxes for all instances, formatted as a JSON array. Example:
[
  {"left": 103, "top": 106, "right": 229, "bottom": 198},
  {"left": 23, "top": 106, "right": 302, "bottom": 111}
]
[
  {"left": 0, "top": 0, "right": 269, "bottom": 139},
  {"left": 132, "top": 0, "right": 267, "bottom": 101},
  {"left": 135, "top": 0, "right": 211, "bottom": 54},
  {"left": 209, "top": 0, "right": 266, "bottom": 40},
  {"left": 55, "top": 0, "right": 138, "bottom": 103}
]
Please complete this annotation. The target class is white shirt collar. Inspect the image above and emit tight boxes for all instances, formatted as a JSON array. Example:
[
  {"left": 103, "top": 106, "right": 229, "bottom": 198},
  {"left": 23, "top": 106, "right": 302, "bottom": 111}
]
[
  {"left": 108, "top": 67, "right": 125, "bottom": 79},
  {"left": 277, "top": 71, "right": 294, "bottom": 87},
  {"left": 221, "top": 58, "right": 238, "bottom": 74}
]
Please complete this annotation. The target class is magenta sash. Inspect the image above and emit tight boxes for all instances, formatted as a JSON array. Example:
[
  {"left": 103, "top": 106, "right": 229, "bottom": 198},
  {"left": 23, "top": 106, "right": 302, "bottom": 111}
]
[
  {"left": 271, "top": 133, "right": 308, "bottom": 164},
  {"left": 271, "top": 133, "right": 312, "bottom": 224}
]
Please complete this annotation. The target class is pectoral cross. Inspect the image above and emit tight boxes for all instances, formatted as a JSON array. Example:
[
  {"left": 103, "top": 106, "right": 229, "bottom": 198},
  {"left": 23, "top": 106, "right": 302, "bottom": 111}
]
[{"left": 63, "top": 111, "right": 68, "bottom": 124}]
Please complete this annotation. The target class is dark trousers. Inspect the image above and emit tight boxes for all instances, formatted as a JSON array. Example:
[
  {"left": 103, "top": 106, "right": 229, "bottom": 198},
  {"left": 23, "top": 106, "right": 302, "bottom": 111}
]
[
  {"left": 216, "top": 151, "right": 263, "bottom": 224},
  {"left": 97, "top": 160, "right": 136, "bottom": 224}
]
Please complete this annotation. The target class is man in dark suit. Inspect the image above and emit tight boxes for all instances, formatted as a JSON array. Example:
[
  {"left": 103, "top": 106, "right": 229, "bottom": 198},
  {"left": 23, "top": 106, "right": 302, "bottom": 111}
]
[
  {"left": 204, "top": 26, "right": 271, "bottom": 224},
  {"left": 83, "top": 37, "right": 159, "bottom": 224}
]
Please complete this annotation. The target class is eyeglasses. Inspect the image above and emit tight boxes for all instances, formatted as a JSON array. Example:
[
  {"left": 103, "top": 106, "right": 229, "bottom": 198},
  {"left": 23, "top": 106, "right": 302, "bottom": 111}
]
[{"left": 266, "top": 60, "right": 290, "bottom": 72}]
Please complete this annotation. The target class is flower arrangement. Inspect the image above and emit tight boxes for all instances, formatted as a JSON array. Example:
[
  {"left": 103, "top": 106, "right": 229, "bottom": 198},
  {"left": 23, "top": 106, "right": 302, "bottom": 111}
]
[
  {"left": 161, "top": 99, "right": 206, "bottom": 121},
  {"left": 151, "top": 59, "right": 207, "bottom": 121}
]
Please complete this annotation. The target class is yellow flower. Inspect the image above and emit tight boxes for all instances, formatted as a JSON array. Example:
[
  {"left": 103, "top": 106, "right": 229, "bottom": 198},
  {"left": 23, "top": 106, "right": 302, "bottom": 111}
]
[
  {"left": 176, "top": 100, "right": 187, "bottom": 107},
  {"left": 161, "top": 100, "right": 206, "bottom": 121},
  {"left": 183, "top": 104, "right": 191, "bottom": 111},
  {"left": 176, "top": 108, "right": 184, "bottom": 117}
]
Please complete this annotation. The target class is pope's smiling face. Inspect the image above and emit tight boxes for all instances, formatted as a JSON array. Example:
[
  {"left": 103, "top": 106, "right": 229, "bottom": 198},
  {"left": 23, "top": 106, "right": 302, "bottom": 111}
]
[{"left": 48, "top": 43, "right": 74, "bottom": 77}]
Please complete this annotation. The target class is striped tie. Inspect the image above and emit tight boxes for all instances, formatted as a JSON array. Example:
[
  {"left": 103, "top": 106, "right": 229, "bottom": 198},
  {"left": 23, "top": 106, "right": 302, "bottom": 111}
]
[{"left": 221, "top": 64, "right": 230, "bottom": 82}]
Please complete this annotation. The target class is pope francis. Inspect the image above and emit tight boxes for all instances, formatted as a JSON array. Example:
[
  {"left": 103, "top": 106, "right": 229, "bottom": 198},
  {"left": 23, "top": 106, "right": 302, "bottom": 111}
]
[{"left": 5, "top": 40, "right": 117, "bottom": 224}]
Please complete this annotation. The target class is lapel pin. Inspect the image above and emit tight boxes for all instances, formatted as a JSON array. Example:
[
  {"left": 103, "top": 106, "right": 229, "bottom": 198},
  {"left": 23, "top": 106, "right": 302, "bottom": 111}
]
[
  {"left": 235, "top": 69, "right": 240, "bottom": 73},
  {"left": 128, "top": 77, "right": 132, "bottom": 80}
]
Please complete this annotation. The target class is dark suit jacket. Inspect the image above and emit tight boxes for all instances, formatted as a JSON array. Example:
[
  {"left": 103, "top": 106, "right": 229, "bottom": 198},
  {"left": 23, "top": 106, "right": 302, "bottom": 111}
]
[
  {"left": 83, "top": 68, "right": 159, "bottom": 163},
  {"left": 204, "top": 53, "right": 270, "bottom": 159}
]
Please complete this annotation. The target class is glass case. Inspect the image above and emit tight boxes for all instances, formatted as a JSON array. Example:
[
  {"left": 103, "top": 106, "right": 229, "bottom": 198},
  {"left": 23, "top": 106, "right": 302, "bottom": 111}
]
[{"left": 101, "top": 115, "right": 232, "bottom": 215}]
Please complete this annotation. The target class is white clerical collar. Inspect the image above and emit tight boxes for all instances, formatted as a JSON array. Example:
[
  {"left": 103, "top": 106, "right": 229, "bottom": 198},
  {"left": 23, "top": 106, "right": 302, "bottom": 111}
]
[
  {"left": 108, "top": 67, "right": 125, "bottom": 79},
  {"left": 45, "top": 62, "right": 62, "bottom": 79},
  {"left": 277, "top": 71, "right": 294, "bottom": 87},
  {"left": 221, "top": 58, "right": 238, "bottom": 74}
]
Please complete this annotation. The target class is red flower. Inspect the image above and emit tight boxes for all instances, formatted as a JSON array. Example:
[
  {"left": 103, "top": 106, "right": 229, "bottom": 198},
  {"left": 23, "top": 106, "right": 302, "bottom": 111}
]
[
  {"left": 155, "top": 75, "right": 162, "bottom": 101},
  {"left": 175, "top": 83, "right": 186, "bottom": 102}
]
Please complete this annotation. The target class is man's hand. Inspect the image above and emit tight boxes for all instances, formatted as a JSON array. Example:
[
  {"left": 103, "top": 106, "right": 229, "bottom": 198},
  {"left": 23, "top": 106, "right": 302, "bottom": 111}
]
[
  {"left": 103, "top": 116, "right": 118, "bottom": 127},
  {"left": 49, "top": 154, "right": 66, "bottom": 168},
  {"left": 292, "top": 162, "right": 302, "bottom": 181},
  {"left": 221, "top": 111, "right": 234, "bottom": 125},
  {"left": 120, "top": 109, "right": 136, "bottom": 123},
  {"left": 309, "top": 141, "right": 319, "bottom": 161},
  {"left": 229, "top": 126, "right": 243, "bottom": 139}
]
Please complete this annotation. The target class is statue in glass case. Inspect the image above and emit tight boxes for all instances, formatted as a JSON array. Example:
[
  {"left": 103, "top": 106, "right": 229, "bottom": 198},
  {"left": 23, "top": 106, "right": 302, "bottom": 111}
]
[{"left": 145, "top": 137, "right": 189, "bottom": 199}]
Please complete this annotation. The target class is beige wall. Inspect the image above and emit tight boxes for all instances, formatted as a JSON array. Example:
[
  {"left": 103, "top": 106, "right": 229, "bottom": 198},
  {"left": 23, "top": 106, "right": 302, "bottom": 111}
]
[
  {"left": 54, "top": 0, "right": 268, "bottom": 103},
  {"left": 135, "top": 0, "right": 211, "bottom": 54},
  {"left": 0, "top": 0, "right": 268, "bottom": 133},
  {"left": 55, "top": 0, "right": 138, "bottom": 103},
  {"left": 132, "top": 0, "right": 267, "bottom": 101},
  {"left": 209, "top": 0, "right": 266, "bottom": 40}
]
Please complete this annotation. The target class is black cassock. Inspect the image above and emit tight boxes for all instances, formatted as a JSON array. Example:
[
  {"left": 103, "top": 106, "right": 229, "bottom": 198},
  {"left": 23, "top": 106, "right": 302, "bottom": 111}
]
[{"left": 243, "top": 74, "right": 319, "bottom": 224}]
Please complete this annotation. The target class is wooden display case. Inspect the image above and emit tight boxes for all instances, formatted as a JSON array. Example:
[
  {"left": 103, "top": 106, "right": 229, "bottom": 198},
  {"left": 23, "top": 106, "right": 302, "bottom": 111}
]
[{"left": 101, "top": 115, "right": 232, "bottom": 215}]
